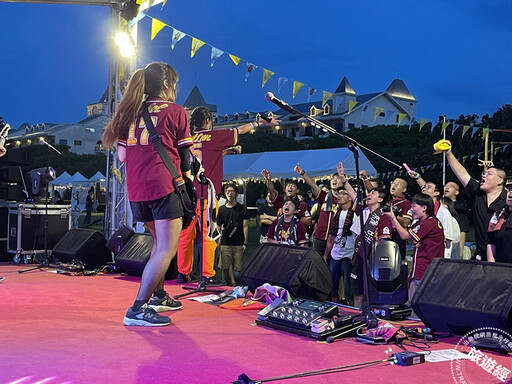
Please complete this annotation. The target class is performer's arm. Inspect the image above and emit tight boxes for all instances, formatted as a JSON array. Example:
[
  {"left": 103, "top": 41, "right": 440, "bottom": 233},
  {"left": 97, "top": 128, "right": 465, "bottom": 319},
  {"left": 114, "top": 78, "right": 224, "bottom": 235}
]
[
  {"left": 237, "top": 116, "right": 279, "bottom": 135},
  {"left": 117, "top": 144, "right": 126, "bottom": 162},
  {"left": 178, "top": 146, "right": 192, "bottom": 180}
]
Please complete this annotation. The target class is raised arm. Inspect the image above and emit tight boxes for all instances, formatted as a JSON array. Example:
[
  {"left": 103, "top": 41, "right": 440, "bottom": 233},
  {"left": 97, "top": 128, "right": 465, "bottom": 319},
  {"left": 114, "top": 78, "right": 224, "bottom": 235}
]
[
  {"left": 338, "top": 162, "right": 356, "bottom": 202},
  {"left": 383, "top": 210, "right": 412, "bottom": 240},
  {"left": 444, "top": 140, "right": 471, "bottom": 187},
  {"left": 237, "top": 117, "right": 279, "bottom": 135},
  {"left": 261, "top": 169, "right": 278, "bottom": 201},
  {"left": 294, "top": 163, "right": 320, "bottom": 197},
  {"left": 407, "top": 169, "right": 426, "bottom": 189}
]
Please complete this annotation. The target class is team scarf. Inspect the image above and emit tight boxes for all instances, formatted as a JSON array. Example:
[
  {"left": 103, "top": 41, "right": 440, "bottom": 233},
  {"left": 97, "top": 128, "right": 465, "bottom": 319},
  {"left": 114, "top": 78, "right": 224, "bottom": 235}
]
[{"left": 354, "top": 207, "right": 383, "bottom": 259}]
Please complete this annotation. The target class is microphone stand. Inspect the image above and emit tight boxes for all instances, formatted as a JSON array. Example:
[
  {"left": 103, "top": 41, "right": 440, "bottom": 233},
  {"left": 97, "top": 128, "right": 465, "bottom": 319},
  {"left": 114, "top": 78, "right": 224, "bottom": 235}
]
[
  {"left": 174, "top": 172, "right": 225, "bottom": 300},
  {"left": 268, "top": 99, "right": 402, "bottom": 329}
]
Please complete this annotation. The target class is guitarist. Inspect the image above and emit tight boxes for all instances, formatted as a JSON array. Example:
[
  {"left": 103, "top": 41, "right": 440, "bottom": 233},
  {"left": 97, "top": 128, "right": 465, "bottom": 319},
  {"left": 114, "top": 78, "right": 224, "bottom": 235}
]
[
  {"left": 177, "top": 107, "right": 278, "bottom": 285},
  {"left": 102, "top": 62, "right": 192, "bottom": 327}
]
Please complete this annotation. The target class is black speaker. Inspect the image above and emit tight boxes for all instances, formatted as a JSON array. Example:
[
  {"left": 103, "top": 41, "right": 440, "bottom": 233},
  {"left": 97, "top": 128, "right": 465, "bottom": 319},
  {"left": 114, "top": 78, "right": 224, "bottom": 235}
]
[
  {"left": 106, "top": 224, "right": 135, "bottom": 256},
  {"left": 411, "top": 258, "right": 512, "bottom": 335},
  {"left": 240, "top": 243, "right": 332, "bottom": 302},
  {"left": 368, "top": 241, "right": 408, "bottom": 305},
  {"left": 114, "top": 233, "right": 177, "bottom": 279},
  {"left": 52, "top": 229, "right": 111, "bottom": 269}
]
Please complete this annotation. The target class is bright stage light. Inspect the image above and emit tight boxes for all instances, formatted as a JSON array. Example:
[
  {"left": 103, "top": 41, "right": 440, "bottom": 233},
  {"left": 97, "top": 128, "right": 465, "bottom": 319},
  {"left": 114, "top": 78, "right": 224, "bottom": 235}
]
[{"left": 115, "top": 31, "right": 135, "bottom": 58}]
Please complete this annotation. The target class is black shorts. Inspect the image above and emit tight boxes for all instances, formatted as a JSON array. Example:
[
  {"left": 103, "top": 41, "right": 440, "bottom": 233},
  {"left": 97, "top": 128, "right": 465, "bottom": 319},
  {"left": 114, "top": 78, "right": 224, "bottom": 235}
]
[{"left": 130, "top": 192, "right": 183, "bottom": 222}]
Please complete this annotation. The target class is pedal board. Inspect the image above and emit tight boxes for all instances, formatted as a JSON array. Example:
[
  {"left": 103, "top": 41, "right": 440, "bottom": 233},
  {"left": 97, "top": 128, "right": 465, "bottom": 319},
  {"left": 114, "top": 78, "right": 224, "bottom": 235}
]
[{"left": 256, "top": 298, "right": 364, "bottom": 340}]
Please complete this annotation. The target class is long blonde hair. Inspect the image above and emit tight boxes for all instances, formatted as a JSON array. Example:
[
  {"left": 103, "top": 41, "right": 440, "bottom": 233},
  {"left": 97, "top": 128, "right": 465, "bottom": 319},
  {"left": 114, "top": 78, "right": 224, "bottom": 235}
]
[{"left": 102, "top": 62, "right": 179, "bottom": 149}]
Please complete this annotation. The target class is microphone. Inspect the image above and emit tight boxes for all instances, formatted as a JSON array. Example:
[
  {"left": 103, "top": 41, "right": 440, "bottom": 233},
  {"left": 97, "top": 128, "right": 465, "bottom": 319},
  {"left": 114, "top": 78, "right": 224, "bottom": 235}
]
[
  {"left": 264, "top": 92, "right": 297, "bottom": 114},
  {"left": 39, "top": 137, "right": 62, "bottom": 155}
]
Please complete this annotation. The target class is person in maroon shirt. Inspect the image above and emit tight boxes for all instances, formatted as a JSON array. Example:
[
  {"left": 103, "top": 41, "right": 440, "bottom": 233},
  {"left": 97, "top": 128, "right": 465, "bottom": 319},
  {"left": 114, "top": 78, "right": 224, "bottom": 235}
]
[
  {"left": 102, "top": 62, "right": 192, "bottom": 327},
  {"left": 293, "top": 162, "right": 356, "bottom": 257},
  {"left": 177, "top": 107, "right": 277, "bottom": 284},
  {"left": 261, "top": 170, "right": 312, "bottom": 226},
  {"left": 384, "top": 193, "right": 444, "bottom": 306},
  {"left": 266, "top": 198, "right": 309, "bottom": 246},
  {"left": 389, "top": 178, "right": 413, "bottom": 259}
]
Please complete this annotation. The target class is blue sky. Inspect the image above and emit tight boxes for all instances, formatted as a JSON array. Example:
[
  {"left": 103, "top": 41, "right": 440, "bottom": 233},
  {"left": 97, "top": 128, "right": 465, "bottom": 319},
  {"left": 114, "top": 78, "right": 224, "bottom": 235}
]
[{"left": 1, "top": 0, "right": 511, "bottom": 129}]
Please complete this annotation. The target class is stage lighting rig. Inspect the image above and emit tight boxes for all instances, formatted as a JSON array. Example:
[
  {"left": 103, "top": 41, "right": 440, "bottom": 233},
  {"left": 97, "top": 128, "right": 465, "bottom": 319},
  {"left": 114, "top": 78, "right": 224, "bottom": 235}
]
[{"left": 120, "top": 0, "right": 140, "bottom": 22}]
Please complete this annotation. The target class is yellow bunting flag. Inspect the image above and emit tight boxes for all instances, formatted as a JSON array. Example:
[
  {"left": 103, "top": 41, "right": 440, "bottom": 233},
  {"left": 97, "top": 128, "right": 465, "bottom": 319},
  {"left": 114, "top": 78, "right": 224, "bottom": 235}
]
[
  {"left": 441, "top": 121, "right": 449, "bottom": 134},
  {"left": 262, "top": 69, "right": 274, "bottom": 87},
  {"left": 374, "top": 107, "right": 384, "bottom": 122},
  {"left": 151, "top": 18, "right": 166, "bottom": 40},
  {"left": 293, "top": 81, "right": 304, "bottom": 98},
  {"left": 461, "top": 125, "right": 471, "bottom": 137},
  {"left": 397, "top": 113, "right": 407, "bottom": 126},
  {"left": 229, "top": 54, "right": 241, "bottom": 66},
  {"left": 348, "top": 100, "right": 358, "bottom": 114},
  {"left": 191, "top": 37, "right": 205, "bottom": 58},
  {"left": 322, "top": 91, "right": 332, "bottom": 107},
  {"left": 482, "top": 127, "right": 489, "bottom": 140}
]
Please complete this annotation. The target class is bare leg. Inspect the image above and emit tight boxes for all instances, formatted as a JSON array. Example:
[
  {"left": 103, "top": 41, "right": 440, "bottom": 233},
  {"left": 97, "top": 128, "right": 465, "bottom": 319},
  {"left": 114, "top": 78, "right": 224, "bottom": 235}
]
[
  {"left": 146, "top": 221, "right": 166, "bottom": 292},
  {"left": 135, "top": 218, "right": 182, "bottom": 302}
]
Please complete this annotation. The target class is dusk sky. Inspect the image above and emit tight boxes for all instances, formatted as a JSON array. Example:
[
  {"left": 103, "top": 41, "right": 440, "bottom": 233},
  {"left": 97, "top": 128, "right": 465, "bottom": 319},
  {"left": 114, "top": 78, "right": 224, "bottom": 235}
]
[{"left": 1, "top": 0, "right": 511, "bottom": 130}]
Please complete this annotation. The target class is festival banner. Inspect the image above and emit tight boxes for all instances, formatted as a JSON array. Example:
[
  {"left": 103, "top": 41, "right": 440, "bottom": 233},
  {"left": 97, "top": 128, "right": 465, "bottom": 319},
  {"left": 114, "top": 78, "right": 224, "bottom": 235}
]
[
  {"left": 171, "top": 28, "right": 185, "bottom": 50},
  {"left": 211, "top": 47, "right": 224, "bottom": 67},
  {"left": 151, "top": 18, "right": 166, "bottom": 40},
  {"left": 397, "top": 113, "right": 407, "bottom": 126},
  {"left": 374, "top": 107, "right": 384, "bottom": 122},
  {"left": 419, "top": 118, "right": 429, "bottom": 131},
  {"left": 191, "top": 37, "right": 205, "bottom": 58},
  {"left": 229, "top": 54, "right": 241, "bottom": 66},
  {"left": 348, "top": 100, "right": 358, "bottom": 114},
  {"left": 322, "top": 91, "right": 333, "bottom": 107}
]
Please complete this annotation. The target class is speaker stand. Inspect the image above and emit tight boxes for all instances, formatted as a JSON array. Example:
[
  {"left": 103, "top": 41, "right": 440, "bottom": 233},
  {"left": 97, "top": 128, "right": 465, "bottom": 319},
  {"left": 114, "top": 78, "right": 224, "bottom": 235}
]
[
  {"left": 174, "top": 174, "right": 224, "bottom": 300},
  {"left": 18, "top": 151, "right": 60, "bottom": 274}
]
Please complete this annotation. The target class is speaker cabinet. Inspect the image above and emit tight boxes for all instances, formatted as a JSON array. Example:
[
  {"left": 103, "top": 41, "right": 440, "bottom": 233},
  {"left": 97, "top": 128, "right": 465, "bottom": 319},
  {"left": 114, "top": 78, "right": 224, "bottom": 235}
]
[
  {"left": 106, "top": 224, "right": 135, "bottom": 256},
  {"left": 240, "top": 243, "right": 332, "bottom": 302},
  {"left": 52, "top": 229, "right": 111, "bottom": 269},
  {"left": 114, "top": 233, "right": 177, "bottom": 279},
  {"left": 411, "top": 258, "right": 512, "bottom": 334}
]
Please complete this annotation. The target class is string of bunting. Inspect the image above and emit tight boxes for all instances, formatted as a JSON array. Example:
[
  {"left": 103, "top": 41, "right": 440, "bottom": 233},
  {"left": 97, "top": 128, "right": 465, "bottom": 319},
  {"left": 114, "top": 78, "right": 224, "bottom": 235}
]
[{"left": 139, "top": 10, "right": 497, "bottom": 135}]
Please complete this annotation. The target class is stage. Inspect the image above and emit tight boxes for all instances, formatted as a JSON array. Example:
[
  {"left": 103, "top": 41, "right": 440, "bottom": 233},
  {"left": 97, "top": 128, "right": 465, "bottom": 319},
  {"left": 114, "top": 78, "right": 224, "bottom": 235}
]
[{"left": 0, "top": 262, "right": 509, "bottom": 384}]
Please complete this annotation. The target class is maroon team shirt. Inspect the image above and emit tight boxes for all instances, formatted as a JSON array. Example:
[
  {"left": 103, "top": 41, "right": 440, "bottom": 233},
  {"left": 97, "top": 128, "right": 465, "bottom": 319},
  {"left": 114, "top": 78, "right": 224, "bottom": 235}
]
[
  {"left": 408, "top": 216, "right": 445, "bottom": 280},
  {"left": 190, "top": 128, "right": 238, "bottom": 195},
  {"left": 266, "top": 218, "right": 308, "bottom": 246},
  {"left": 118, "top": 99, "right": 193, "bottom": 202},
  {"left": 390, "top": 195, "right": 412, "bottom": 221},
  {"left": 314, "top": 189, "right": 338, "bottom": 240}
]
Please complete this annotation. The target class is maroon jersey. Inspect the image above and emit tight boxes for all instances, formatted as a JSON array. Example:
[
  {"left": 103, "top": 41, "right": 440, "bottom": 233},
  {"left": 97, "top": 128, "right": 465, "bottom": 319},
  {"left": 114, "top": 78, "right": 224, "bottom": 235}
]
[
  {"left": 118, "top": 99, "right": 192, "bottom": 202},
  {"left": 314, "top": 189, "right": 338, "bottom": 240},
  {"left": 266, "top": 217, "right": 308, "bottom": 246},
  {"left": 390, "top": 195, "right": 412, "bottom": 221},
  {"left": 190, "top": 128, "right": 238, "bottom": 194},
  {"left": 273, "top": 194, "right": 311, "bottom": 219},
  {"left": 408, "top": 217, "right": 445, "bottom": 280}
]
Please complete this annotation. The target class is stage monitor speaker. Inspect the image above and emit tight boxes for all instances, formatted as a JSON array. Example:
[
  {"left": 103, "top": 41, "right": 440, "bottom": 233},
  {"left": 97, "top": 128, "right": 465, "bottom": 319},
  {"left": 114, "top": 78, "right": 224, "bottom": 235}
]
[
  {"left": 52, "top": 229, "right": 111, "bottom": 269},
  {"left": 106, "top": 224, "right": 135, "bottom": 256},
  {"left": 411, "top": 258, "right": 512, "bottom": 335},
  {"left": 240, "top": 243, "right": 332, "bottom": 302},
  {"left": 114, "top": 233, "right": 177, "bottom": 279},
  {"left": 368, "top": 240, "right": 408, "bottom": 305}
]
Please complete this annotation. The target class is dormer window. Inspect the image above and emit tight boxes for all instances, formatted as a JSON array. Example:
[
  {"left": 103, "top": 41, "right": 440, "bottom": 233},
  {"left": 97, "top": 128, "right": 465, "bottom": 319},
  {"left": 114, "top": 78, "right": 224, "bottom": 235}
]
[
  {"left": 224, "top": 114, "right": 229, "bottom": 122},
  {"left": 245, "top": 112, "right": 250, "bottom": 120},
  {"left": 323, "top": 104, "right": 331, "bottom": 115}
]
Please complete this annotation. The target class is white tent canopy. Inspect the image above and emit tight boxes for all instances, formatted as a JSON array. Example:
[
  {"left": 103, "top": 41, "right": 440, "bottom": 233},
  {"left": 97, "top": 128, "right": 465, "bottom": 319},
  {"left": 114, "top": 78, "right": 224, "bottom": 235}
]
[
  {"left": 49, "top": 171, "right": 72, "bottom": 186},
  {"left": 223, "top": 147, "right": 377, "bottom": 181},
  {"left": 89, "top": 171, "right": 106, "bottom": 182}
]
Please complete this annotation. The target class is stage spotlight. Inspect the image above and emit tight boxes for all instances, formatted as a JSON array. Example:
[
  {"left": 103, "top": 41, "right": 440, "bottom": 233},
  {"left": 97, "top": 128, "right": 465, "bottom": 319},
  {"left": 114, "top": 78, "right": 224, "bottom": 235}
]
[
  {"left": 120, "top": 0, "right": 140, "bottom": 22},
  {"left": 29, "top": 167, "right": 56, "bottom": 196},
  {"left": 115, "top": 31, "right": 135, "bottom": 58}
]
